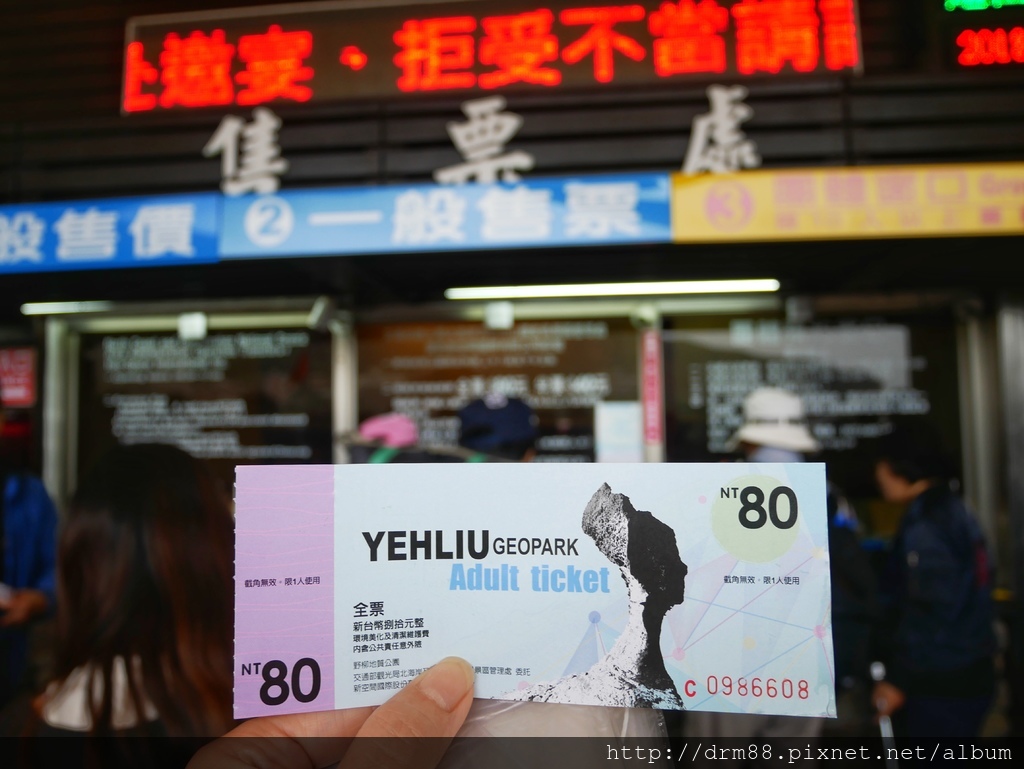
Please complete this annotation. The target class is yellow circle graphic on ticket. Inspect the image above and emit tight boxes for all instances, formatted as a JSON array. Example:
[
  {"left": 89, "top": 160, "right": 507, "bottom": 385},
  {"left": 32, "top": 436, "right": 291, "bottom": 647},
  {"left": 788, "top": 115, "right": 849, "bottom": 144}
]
[{"left": 711, "top": 474, "right": 800, "bottom": 563}]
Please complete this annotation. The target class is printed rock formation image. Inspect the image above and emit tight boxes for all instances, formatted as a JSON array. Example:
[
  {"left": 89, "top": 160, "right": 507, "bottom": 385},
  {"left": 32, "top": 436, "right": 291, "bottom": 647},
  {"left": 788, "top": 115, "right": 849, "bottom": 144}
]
[{"left": 509, "top": 482, "right": 688, "bottom": 708}]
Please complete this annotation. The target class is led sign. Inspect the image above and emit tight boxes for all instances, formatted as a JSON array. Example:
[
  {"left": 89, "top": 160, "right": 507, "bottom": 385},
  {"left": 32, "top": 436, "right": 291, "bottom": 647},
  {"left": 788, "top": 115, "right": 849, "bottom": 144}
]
[
  {"left": 123, "top": 0, "right": 863, "bottom": 114},
  {"left": 939, "top": 0, "right": 1024, "bottom": 67},
  {"left": 944, "top": 1, "right": 1024, "bottom": 10},
  {"left": 956, "top": 26, "right": 1024, "bottom": 64}
]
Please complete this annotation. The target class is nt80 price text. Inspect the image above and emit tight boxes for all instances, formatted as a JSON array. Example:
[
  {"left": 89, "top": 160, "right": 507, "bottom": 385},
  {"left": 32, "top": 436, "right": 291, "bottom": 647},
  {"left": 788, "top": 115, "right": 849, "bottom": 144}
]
[{"left": 240, "top": 658, "right": 323, "bottom": 707}]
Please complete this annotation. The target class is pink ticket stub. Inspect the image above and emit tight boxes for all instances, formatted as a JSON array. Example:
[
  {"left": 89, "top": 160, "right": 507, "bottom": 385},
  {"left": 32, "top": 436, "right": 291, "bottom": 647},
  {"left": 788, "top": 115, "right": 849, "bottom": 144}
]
[{"left": 234, "top": 462, "right": 834, "bottom": 719}]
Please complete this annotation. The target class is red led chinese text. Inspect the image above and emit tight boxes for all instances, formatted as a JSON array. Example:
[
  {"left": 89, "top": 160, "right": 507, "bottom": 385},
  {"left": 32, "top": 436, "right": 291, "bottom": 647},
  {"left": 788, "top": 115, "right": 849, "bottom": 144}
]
[
  {"left": 124, "top": 2, "right": 863, "bottom": 110},
  {"left": 236, "top": 24, "right": 314, "bottom": 105}
]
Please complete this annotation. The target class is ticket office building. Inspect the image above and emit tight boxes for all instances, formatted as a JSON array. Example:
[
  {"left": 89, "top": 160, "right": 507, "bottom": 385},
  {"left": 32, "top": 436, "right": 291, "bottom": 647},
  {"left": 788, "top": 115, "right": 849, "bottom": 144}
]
[{"left": 2, "top": 0, "right": 1024, "bottom": 715}]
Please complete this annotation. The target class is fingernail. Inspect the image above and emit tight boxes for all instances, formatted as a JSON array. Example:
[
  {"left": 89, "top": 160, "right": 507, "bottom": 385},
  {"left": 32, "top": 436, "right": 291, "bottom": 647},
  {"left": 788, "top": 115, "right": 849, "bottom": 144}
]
[{"left": 417, "top": 657, "right": 474, "bottom": 712}]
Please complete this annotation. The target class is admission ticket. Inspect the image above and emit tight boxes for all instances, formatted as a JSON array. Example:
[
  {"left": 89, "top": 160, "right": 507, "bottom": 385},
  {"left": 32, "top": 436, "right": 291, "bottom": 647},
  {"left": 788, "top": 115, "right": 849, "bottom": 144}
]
[{"left": 234, "top": 462, "right": 835, "bottom": 719}]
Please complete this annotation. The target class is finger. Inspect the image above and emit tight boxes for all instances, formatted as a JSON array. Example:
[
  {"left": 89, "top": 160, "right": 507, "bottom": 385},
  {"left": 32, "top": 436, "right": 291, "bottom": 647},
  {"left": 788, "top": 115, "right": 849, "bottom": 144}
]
[
  {"left": 188, "top": 707, "right": 375, "bottom": 769},
  {"left": 338, "top": 656, "right": 475, "bottom": 769}
]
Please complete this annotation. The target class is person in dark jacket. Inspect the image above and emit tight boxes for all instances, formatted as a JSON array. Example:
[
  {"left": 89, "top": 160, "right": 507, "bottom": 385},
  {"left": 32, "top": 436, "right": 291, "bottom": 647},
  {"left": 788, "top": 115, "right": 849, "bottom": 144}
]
[
  {"left": 456, "top": 393, "right": 539, "bottom": 462},
  {"left": 824, "top": 481, "right": 879, "bottom": 737},
  {"left": 871, "top": 416, "right": 997, "bottom": 740}
]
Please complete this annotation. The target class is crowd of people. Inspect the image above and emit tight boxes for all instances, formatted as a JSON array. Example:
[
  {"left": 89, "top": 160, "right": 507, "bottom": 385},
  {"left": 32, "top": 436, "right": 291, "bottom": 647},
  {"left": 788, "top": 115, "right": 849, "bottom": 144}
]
[{"left": 0, "top": 388, "right": 1006, "bottom": 766}]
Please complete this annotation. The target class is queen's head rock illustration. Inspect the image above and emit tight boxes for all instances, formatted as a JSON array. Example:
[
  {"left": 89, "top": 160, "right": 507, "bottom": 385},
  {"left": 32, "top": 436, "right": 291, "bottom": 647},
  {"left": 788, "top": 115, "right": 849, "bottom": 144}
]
[{"left": 508, "top": 483, "right": 688, "bottom": 708}]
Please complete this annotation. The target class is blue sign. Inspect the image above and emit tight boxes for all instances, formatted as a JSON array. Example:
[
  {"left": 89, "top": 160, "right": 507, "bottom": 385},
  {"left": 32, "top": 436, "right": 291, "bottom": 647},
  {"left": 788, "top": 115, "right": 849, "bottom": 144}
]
[
  {"left": 0, "top": 174, "right": 672, "bottom": 273},
  {"left": 219, "top": 173, "right": 672, "bottom": 258},
  {"left": 0, "top": 193, "right": 220, "bottom": 274}
]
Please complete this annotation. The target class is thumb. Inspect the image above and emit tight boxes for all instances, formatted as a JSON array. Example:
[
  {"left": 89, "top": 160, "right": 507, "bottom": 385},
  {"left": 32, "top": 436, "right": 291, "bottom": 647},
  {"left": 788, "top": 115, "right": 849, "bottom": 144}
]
[
  {"left": 339, "top": 656, "right": 475, "bottom": 769},
  {"left": 356, "top": 656, "right": 475, "bottom": 737}
]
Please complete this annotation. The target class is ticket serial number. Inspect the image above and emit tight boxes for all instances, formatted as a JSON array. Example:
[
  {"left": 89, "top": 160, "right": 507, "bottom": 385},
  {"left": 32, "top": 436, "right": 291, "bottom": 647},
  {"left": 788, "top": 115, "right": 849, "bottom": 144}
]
[{"left": 682, "top": 676, "right": 810, "bottom": 699}]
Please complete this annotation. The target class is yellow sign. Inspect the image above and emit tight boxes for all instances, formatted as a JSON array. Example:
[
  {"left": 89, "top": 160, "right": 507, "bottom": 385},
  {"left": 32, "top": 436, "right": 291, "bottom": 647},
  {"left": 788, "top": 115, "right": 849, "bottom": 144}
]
[{"left": 671, "top": 163, "right": 1024, "bottom": 242}]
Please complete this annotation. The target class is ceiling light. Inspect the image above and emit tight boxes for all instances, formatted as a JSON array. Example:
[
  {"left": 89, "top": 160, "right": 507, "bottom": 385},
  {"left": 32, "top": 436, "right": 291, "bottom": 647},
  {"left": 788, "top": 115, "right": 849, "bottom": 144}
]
[
  {"left": 20, "top": 300, "right": 115, "bottom": 316},
  {"left": 444, "top": 279, "right": 780, "bottom": 301}
]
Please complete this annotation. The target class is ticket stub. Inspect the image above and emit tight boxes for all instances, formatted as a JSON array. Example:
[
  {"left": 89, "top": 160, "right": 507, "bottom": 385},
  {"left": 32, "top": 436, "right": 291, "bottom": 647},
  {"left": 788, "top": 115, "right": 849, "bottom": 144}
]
[{"left": 234, "top": 462, "right": 834, "bottom": 719}]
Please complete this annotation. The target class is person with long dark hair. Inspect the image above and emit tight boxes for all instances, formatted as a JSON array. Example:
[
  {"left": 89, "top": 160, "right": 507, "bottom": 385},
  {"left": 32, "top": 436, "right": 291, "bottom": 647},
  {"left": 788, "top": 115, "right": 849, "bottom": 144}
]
[{"left": 2, "top": 443, "right": 235, "bottom": 764}]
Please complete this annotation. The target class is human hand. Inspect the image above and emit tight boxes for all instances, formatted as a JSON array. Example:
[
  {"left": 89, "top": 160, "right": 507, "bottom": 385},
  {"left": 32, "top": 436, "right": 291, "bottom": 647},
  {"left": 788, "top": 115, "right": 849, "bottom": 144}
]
[
  {"left": 872, "top": 680, "right": 905, "bottom": 718},
  {"left": 188, "top": 656, "right": 475, "bottom": 769},
  {"left": 0, "top": 588, "right": 49, "bottom": 627}
]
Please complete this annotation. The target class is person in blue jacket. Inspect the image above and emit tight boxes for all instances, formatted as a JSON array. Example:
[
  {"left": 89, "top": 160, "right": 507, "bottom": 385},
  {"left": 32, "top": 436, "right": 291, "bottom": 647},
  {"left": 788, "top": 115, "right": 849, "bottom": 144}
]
[
  {"left": 0, "top": 456, "right": 58, "bottom": 708},
  {"left": 871, "top": 416, "right": 997, "bottom": 740}
]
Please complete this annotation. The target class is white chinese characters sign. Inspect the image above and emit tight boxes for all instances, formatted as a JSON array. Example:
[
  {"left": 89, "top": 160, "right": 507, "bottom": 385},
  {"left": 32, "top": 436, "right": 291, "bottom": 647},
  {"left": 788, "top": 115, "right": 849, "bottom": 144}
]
[{"left": 683, "top": 84, "right": 761, "bottom": 175}]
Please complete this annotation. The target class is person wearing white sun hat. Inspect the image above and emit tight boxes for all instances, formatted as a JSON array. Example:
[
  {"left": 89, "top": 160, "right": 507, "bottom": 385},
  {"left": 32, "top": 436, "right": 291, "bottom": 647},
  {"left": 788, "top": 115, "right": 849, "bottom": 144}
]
[
  {"left": 729, "top": 388, "right": 878, "bottom": 736},
  {"left": 685, "top": 386, "right": 869, "bottom": 749},
  {"left": 724, "top": 386, "right": 820, "bottom": 461}
]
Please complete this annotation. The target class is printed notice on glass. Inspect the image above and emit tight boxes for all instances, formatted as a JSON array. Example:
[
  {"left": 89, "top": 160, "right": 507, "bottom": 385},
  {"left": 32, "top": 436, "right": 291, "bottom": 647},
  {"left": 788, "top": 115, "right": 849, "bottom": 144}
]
[{"left": 234, "top": 463, "right": 834, "bottom": 719}]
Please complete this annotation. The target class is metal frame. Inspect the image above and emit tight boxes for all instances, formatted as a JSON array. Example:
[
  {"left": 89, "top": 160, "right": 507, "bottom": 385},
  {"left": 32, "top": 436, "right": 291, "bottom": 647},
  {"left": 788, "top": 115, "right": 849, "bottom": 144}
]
[
  {"left": 956, "top": 308, "right": 1005, "bottom": 558},
  {"left": 40, "top": 296, "right": 354, "bottom": 511},
  {"left": 998, "top": 301, "right": 1024, "bottom": 701}
]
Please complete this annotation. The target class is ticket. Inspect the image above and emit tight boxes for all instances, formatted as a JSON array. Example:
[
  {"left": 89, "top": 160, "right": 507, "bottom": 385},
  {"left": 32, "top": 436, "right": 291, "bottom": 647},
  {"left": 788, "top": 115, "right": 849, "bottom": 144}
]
[{"left": 234, "top": 462, "right": 835, "bottom": 719}]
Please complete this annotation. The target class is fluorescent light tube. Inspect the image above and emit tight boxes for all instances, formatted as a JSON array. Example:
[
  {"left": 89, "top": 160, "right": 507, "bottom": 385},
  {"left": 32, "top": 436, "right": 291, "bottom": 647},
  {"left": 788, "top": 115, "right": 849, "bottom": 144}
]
[
  {"left": 445, "top": 279, "right": 780, "bottom": 301},
  {"left": 20, "top": 300, "right": 115, "bottom": 315}
]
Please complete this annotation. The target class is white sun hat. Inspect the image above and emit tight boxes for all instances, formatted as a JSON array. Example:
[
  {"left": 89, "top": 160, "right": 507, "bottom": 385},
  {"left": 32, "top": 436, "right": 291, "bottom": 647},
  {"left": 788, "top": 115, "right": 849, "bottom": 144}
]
[{"left": 725, "top": 387, "right": 820, "bottom": 454}]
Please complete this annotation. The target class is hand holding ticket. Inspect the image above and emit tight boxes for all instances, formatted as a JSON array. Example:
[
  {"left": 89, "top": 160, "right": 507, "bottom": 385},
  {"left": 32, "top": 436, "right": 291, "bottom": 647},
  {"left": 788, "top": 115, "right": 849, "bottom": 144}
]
[
  {"left": 190, "top": 657, "right": 475, "bottom": 769},
  {"left": 234, "top": 463, "right": 834, "bottom": 720}
]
